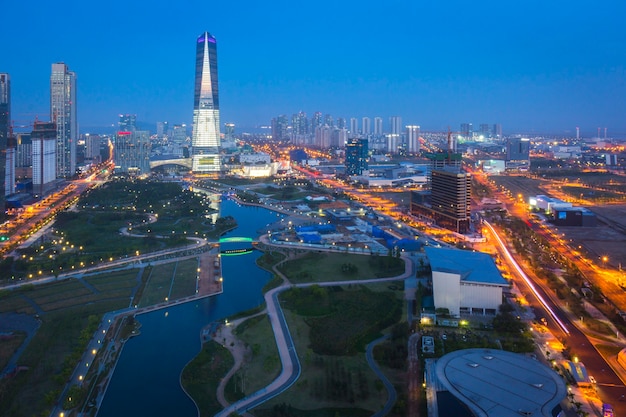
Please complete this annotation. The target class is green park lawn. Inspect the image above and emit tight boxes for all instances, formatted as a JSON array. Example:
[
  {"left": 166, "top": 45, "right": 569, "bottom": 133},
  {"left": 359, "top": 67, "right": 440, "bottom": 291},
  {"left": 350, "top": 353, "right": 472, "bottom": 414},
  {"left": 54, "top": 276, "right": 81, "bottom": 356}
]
[
  {"left": 256, "top": 284, "right": 403, "bottom": 414},
  {"left": 277, "top": 252, "right": 404, "bottom": 284}
]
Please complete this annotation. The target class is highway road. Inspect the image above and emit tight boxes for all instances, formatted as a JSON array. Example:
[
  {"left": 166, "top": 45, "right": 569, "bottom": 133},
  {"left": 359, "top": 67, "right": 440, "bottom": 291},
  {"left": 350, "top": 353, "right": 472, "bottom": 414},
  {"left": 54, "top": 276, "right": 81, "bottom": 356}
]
[{"left": 485, "top": 221, "right": 626, "bottom": 415}]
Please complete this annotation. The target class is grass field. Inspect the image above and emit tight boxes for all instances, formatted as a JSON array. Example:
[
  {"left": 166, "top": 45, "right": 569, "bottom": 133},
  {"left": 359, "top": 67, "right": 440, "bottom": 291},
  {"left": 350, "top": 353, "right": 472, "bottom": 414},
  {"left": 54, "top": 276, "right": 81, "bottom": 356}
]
[
  {"left": 139, "top": 263, "right": 176, "bottom": 306},
  {"left": 169, "top": 259, "right": 199, "bottom": 300},
  {"left": 136, "top": 259, "right": 200, "bottom": 307},
  {"left": 278, "top": 252, "right": 405, "bottom": 284},
  {"left": 0, "top": 332, "right": 26, "bottom": 371},
  {"left": 258, "top": 308, "right": 389, "bottom": 413}
]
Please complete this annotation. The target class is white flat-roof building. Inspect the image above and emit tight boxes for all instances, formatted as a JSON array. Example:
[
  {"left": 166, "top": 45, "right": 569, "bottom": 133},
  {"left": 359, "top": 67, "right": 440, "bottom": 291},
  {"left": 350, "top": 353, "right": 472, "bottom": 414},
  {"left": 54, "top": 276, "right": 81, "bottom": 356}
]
[{"left": 425, "top": 247, "right": 509, "bottom": 317}]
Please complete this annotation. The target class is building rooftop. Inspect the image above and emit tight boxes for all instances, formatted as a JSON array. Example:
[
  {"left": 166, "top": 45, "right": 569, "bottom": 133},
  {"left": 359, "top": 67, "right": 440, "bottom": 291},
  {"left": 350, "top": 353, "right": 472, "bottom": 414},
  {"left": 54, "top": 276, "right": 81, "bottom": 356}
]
[
  {"left": 435, "top": 349, "right": 566, "bottom": 417},
  {"left": 425, "top": 247, "right": 508, "bottom": 286}
]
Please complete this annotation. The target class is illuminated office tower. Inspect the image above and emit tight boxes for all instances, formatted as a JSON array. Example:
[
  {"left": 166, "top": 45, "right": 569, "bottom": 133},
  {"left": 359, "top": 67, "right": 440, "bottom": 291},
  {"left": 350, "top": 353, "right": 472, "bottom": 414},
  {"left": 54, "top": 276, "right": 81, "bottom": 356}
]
[
  {"left": 374, "top": 117, "right": 383, "bottom": 135},
  {"left": 390, "top": 116, "right": 402, "bottom": 135},
  {"left": 191, "top": 32, "right": 221, "bottom": 172},
  {"left": 430, "top": 169, "right": 471, "bottom": 234},
  {"left": 31, "top": 122, "right": 57, "bottom": 196},
  {"left": 114, "top": 130, "right": 150, "bottom": 175},
  {"left": 361, "top": 117, "right": 371, "bottom": 135},
  {"left": 50, "top": 63, "right": 77, "bottom": 178},
  {"left": 1, "top": 74, "right": 10, "bottom": 216},
  {"left": 406, "top": 125, "right": 420, "bottom": 154},
  {"left": 156, "top": 121, "right": 168, "bottom": 138},
  {"left": 345, "top": 138, "right": 368, "bottom": 175},
  {"left": 171, "top": 124, "right": 187, "bottom": 144}
]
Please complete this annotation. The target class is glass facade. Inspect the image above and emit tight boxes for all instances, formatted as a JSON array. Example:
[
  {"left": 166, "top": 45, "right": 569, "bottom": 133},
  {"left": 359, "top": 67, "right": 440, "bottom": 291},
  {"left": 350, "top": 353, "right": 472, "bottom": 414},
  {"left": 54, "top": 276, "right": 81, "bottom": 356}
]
[
  {"left": 0, "top": 73, "right": 9, "bottom": 218},
  {"left": 191, "top": 32, "right": 221, "bottom": 172},
  {"left": 114, "top": 131, "right": 150, "bottom": 175},
  {"left": 50, "top": 63, "right": 77, "bottom": 178}
]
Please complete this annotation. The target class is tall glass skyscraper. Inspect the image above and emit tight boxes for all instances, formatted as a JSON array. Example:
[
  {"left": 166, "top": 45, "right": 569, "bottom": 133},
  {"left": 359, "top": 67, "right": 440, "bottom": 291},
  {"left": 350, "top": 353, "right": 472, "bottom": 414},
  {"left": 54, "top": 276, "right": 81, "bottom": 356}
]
[
  {"left": 191, "top": 32, "right": 221, "bottom": 172},
  {"left": 50, "top": 63, "right": 77, "bottom": 178},
  {"left": 0, "top": 73, "right": 10, "bottom": 219}
]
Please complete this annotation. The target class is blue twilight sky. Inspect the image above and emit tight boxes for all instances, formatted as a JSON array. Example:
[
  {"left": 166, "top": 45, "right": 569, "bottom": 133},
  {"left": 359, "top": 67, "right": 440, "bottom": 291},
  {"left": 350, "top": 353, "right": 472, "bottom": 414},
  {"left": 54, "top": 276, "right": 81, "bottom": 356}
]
[{"left": 3, "top": 0, "right": 626, "bottom": 137}]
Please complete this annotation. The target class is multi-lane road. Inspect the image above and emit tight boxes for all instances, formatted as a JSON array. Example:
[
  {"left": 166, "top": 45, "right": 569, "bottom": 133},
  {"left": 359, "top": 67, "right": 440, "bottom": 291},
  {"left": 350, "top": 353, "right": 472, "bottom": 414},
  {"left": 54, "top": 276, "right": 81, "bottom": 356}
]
[{"left": 486, "top": 221, "right": 626, "bottom": 414}]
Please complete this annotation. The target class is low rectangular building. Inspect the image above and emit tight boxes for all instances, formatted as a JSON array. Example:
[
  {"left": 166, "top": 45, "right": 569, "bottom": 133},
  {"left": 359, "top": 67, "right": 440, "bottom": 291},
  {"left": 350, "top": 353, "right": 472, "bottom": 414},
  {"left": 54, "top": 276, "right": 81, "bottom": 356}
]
[{"left": 425, "top": 247, "right": 509, "bottom": 317}]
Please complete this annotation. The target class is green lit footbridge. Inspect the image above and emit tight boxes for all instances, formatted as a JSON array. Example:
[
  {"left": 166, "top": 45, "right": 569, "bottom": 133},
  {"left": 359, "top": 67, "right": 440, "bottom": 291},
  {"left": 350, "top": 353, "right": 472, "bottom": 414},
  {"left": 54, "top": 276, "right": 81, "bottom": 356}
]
[
  {"left": 219, "top": 236, "right": 257, "bottom": 256},
  {"left": 219, "top": 237, "right": 254, "bottom": 243}
]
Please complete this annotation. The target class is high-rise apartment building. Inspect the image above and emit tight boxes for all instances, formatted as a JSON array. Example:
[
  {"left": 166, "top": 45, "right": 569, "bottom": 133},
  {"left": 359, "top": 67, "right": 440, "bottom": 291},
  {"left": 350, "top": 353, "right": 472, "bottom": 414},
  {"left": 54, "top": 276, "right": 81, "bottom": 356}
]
[
  {"left": 406, "top": 125, "right": 420, "bottom": 154},
  {"left": 374, "top": 117, "right": 383, "bottom": 135},
  {"left": 292, "top": 111, "right": 308, "bottom": 136},
  {"left": 315, "top": 125, "right": 332, "bottom": 149},
  {"left": 50, "top": 63, "right": 77, "bottom": 178},
  {"left": 114, "top": 130, "right": 150, "bottom": 175},
  {"left": 349, "top": 118, "right": 358, "bottom": 135},
  {"left": 336, "top": 118, "right": 346, "bottom": 129},
  {"left": 271, "top": 115, "right": 288, "bottom": 141},
  {"left": 311, "top": 112, "right": 322, "bottom": 133},
  {"left": 1, "top": 73, "right": 10, "bottom": 216},
  {"left": 460, "top": 123, "right": 473, "bottom": 139},
  {"left": 493, "top": 124, "right": 502, "bottom": 139},
  {"left": 324, "top": 114, "right": 334, "bottom": 128},
  {"left": 361, "top": 117, "right": 371, "bottom": 135},
  {"left": 479, "top": 124, "right": 491, "bottom": 137},
  {"left": 390, "top": 116, "right": 402, "bottom": 135},
  {"left": 331, "top": 128, "right": 348, "bottom": 148},
  {"left": 345, "top": 138, "right": 368, "bottom": 175},
  {"left": 386, "top": 134, "right": 401, "bottom": 154},
  {"left": 84, "top": 134, "right": 101, "bottom": 162},
  {"left": 31, "top": 122, "right": 57, "bottom": 196},
  {"left": 191, "top": 32, "right": 221, "bottom": 172}
]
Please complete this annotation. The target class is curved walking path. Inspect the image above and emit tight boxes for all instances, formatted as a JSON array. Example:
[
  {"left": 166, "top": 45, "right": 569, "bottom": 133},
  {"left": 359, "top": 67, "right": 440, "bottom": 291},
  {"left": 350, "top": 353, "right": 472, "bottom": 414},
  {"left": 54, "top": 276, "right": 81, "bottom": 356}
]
[
  {"left": 214, "top": 314, "right": 264, "bottom": 411},
  {"left": 366, "top": 334, "right": 397, "bottom": 417},
  {"left": 216, "top": 253, "right": 412, "bottom": 416}
]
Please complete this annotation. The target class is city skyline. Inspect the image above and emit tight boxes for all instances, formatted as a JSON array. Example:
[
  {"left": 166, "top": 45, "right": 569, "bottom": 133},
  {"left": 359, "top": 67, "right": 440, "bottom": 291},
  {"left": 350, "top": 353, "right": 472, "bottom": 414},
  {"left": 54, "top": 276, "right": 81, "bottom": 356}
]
[{"left": 2, "top": 0, "right": 626, "bottom": 137}]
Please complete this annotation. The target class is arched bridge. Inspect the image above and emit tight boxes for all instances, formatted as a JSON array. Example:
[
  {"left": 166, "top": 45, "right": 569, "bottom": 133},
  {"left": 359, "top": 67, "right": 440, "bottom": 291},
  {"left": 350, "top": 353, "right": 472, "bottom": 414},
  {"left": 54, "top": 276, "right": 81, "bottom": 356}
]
[
  {"left": 149, "top": 158, "right": 193, "bottom": 169},
  {"left": 219, "top": 237, "right": 254, "bottom": 243}
]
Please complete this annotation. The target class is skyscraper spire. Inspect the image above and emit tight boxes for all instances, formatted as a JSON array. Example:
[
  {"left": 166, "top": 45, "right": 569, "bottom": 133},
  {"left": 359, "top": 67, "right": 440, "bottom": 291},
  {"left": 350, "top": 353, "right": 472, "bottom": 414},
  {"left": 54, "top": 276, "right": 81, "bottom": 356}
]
[{"left": 191, "top": 32, "right": 221, "bottom": 173}]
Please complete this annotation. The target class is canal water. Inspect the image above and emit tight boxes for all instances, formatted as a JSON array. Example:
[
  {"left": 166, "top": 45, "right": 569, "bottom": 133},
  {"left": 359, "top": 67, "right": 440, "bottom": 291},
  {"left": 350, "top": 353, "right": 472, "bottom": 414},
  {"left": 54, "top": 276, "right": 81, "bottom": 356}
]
[{"left": 98, "top": 198, "right": 284, "bottom": 417}]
